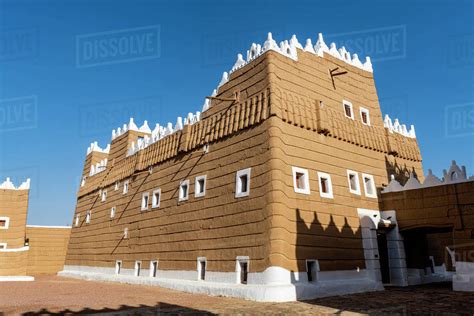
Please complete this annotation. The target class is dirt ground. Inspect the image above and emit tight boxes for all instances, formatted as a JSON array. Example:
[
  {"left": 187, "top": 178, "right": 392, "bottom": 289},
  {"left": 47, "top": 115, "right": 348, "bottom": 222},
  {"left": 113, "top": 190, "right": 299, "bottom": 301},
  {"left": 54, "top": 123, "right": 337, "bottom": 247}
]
[{"left": 0, "top": 276, "right": 473, "bottom": 315}]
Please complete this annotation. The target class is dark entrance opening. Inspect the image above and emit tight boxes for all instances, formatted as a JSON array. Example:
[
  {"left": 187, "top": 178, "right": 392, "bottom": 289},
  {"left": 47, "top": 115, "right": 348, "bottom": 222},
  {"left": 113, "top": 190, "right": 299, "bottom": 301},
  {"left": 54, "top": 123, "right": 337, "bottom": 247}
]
[
  {"left": 377, "top": 231, "right": 391, "bottom": 284},
  {"left": 239, "top": 261, "right": 248, "bottom": 284},
  {"left": 199, "top": 261, "right": 206, "bottom": 280}
]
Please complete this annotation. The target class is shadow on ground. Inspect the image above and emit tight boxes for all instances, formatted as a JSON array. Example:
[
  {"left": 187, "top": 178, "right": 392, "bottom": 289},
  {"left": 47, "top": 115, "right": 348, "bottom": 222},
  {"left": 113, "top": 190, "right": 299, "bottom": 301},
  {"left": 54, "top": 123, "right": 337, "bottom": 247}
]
[{"left": 21, "top": 302, "right": 214, "bottom": 315}]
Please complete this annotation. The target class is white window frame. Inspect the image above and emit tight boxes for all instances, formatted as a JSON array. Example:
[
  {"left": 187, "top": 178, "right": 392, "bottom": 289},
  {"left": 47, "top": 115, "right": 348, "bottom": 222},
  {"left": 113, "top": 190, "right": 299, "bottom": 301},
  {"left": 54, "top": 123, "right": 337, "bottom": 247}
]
[
  {"left": 197, "top": 257, "right": 207, "bottom": 281},
  {"left": 0, "top": 217, "right": 9, "bottom": 229},
  {"left": 359, "top": 107, "right": 371, "bottom": 126},
  {"left": 123, "top": 180, "right": 129, "bottom": 194},
  {"left": 292, "top": 167, "right": 310, "bottom": 195},
  {"left": 306, "top": 259, "right": 320, "bottom": 283},
  {"left": 101, "top": 189, "right": 107, "bottom": 202},
  {"left": 81, "top": 177, "right": 86, "bottom": 187},
  {"left": 75, "top": 214, "right": 80, "bottom": 227},
  {"left": 194, "top": 175, "right": 207, "bottom": 198},
  {"left": 152, "top": 188, "right": 161, "bottom": 208},
  {"left": 362, "top": 173, "right": 377, "bottom": 198},
  {"left": 110, "top": 207, "right": 116, "bottom": 219},
  {"left": 114, "top": 181, "right": 119, "bottom": 191},
  {"left": 141, "top": 192, "right": 150, "bottom": 211},
  {"left": 134, "top": 260, "right": 142, "bottom": 277},
  {"left": 115, "top": 260, "right": 122, "bottom": 275},
  {"left": 317, "top": 172, "right": 334, "bottom": 199},
  {"left": 179, "top": 180, "right": 190, "bottom": 201},
  {"left": 235, "top": 168, "right": 251, "bottom": 198},
  {"left": 347, "top": 170, "right": 361, "bottom": 195},
  {"left": 149, "top": 260, "right": 158, "bottom": 277},
  {"left": 85, "top": 211, "right": 91, "bottom": 224},
  {"left": 343, "top": 100, "right": 354, "bottom": 120},
  {"left": 0, "top": 242, "right": 7, "bottom": 249},
  {"left": 235, "top": 256, "right": 250, "bottom": 284}
]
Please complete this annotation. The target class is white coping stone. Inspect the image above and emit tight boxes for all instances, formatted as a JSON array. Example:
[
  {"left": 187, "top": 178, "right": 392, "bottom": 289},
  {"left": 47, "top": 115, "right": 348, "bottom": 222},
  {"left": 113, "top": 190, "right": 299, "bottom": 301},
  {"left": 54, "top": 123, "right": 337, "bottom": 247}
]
[
  {"left": 26, "top": 225, "right": 71, "bottom": 229},
  {"left": 0, "top": 276, "right": 34, "bottom": 282},
  {"left": 59, "top": 265, "right": 383, "bottom": 302},
  {"left": 0, "top": 246, "right": 29, "bottom": 253}
]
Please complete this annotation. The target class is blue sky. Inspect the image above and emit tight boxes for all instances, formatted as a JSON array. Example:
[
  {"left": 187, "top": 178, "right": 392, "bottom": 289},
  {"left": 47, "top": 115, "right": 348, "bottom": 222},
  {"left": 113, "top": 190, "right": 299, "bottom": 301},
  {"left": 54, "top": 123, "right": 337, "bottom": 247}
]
[{"left": 0, "top": 0, "right": 473, "bottom": 225}]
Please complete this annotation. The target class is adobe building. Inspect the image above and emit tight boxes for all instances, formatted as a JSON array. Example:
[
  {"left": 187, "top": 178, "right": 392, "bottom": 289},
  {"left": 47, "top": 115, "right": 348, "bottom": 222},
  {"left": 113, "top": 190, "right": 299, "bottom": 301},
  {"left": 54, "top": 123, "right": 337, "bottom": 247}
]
[
  {"left": 0, "top": 178, "right": 71, "bottom": 281},
  {"left": 59, "top": 32, "right": 474, "bottom": 301}
]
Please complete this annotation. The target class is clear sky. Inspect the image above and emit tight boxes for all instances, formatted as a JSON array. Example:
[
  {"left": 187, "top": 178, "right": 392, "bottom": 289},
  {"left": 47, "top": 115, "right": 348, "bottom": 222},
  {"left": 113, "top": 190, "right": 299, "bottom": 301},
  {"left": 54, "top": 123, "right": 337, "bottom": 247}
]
[{"left": 0, "top": 0, "right": 473, "bottom": 226}]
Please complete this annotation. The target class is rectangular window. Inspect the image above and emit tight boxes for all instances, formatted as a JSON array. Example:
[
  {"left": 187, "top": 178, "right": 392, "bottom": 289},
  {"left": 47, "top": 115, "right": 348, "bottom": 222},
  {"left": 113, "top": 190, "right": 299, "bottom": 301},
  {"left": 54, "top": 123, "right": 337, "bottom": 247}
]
[
  {"left": 135, "top": 260, "right": 142, "bottom": 277},
  {"left": 347, "top": 170, "right": 361, "bottom": 195},
  {"left": 114, "top": 181, "right": 119, "bottom": 191},
  {"left": 292, "top": 167, "right": 310, "bottom": 194},
  {"left": 101, "top": 189, "right": 107, "bottom": 202},
  {"left": 343, "top": 100, "right": 354, "bottom": 119},
  {"left": 360, "top": 107, "right": 371, "bottom": 125},
  {"left": 85, "top": 211, "right": 91, "bottom": 224},
  {"left": 0, "top": 217, "right": 10, "bottom": 229},
  {"left": 195, "top": 175, "right": 207, "bottom": 198},
  {"left": 115, "top": 260, "right": 122, "bottom": 275},
  {"left": 236, "top": 256, "right": 249, "bottom": 285},
  {"left": 317, "top": 172, "right": 334, "bottom": 199},
  {"left": 198, "top": 257, "right": 206, "bottom": 280},
  {"left": 235, "top": 168, "right": 251, "bottom": 198},
  {"left": 179, "top": 180, "right": 190, "bottom": 201},
  {"left": 152, "top": 189, "right": 161, "bottom": 208},
  {"left": 150, "top": 260, "right": 158, "bottom": 277},
  {"left": 110, "top": 207, "right": 116, "bottom": 219},
  {"left": 141, "top": 192, "right": 149, "bottom": 211},
  {"left": 75, "top": 214, "right": 80, "bottom": 227},
  {"left": 306, "top": 260, "right": 319, "bottom": 282},
  {"left": 362, "top": 173, "right": 377, "bottom": 198},
  {"left": 123, "top": 180, "right": 129, "bottom": 194}
]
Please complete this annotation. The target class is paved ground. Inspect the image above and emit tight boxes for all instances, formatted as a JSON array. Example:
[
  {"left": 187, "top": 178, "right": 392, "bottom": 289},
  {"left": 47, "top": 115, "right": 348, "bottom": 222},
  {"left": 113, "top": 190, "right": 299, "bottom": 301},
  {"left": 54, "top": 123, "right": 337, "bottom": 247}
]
[{"left": 0, "top": 276, "right": 473, "bottom": 315}]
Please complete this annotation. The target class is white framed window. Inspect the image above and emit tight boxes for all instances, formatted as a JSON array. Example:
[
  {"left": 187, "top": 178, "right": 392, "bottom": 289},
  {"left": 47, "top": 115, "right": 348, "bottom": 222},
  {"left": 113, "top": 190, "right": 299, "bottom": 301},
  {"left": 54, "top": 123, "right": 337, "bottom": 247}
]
[
  {"left": 134, "top": 260, "right": 142, "bottom": 276},
  {"left": 197, "top": 257, "right": 207, "bottom": 281},
  {"left": 195, "top": 175, "right": 207, "bottom": 198},
  {"left": 123, "top": 180, "right": 129, "bottom": 194},
  {"left": 74, "top": 214, "right": 80, "bottom": 227},
  {"left": 236, "top": 256, "right": 249, "bottom": 284},
  {"left": 179, "top": 180, "right": 190, "bottom": 201},
  {"left": 306, "top": 259, "right": 320, "bottom": 282},
  {"left": 317, "top": 172, "right": 334, "bottom": 199},
  {"left": 150, "top": 260, "right": 158, "bottom": 277},
  {"left": 141, "top": 192, "right": 149, "bottom": 211},
  {"left": 0, "top": 217, "right": 9, "bottom": 229},
  {"left": 0, "top": 243, "right": 7, "bottom": 249},
  {"left": 347, "top": 170, "right": 361, "bottom": 195},
  {"left": 152, "top": 188, "right": 161, "bottom": 208},
  {"left": 85, "top": 211, "right": 91, "bottom": 224},
  {"left": 115, "top": 260, "right": 122, "bottom": 275},
  {"left": 110, "top": 207, "right": 116, "bottom": 218},
  {"left": 81, "top": 177, "right": 86, "bottom": 187},
  {"left": 362, "top": 173, "right": 377, "bottom": 198},
  {"left": 235, "top": 168, "right": 251, "bottom": 198},
  {"left": 101, "top": 189, "right": 107, "bottom": 202},
  {"left": 123, "top": 227, "right": 129, "bottom": 239},
  {"left": 292, "top": 167, "right": 310, "bottom": 195},
  {"left": 360, "top": 107, "right": 371, "bottom": 125},
  {"left": 114, "top": 181, "right": 119, "bottom": 191},
  {"left": 343, "top": 100, "right": 354, "bottom": 119}
]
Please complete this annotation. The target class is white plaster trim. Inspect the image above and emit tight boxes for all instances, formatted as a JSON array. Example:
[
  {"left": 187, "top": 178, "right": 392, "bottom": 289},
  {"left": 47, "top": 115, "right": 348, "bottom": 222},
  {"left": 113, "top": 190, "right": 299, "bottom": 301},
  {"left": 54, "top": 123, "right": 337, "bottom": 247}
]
[
  {"left": 85, "top": 210, "right": 91, "bottom": 224},
  {"left": 292, "top": 166, "right": 310, "bottom": 195},
  {"left": 194, "top": 175, "right": 207, "bottom": 198},
  {"left": 123, "top": 180, "right": 129, "bottom": 194},
  {"left": 343, "top": 100, "right": 354, "bottom": 120},
  {"left": 197, "top": 257, "right": 207, "bottom": 281},
  {"left": 236, "top": 256, "right": 250, "bottom": 284},
  {"left": 235, "top": 168, "right": 251, "bottom": 198},
  {"left": 0, "top": 276, "right": 34, "bottom": 282},
  {"left": 347, "top": 170, "right": 361, "bottom": 195},
  {"left": 110, "top": 207, "right": 116, "bottom": 219},
  {"left": 362, "top": 173, "right": 377, "bottom": 198},
  {"left": 0, "top": 216, "right": 10, "bottom": 229},
  {"left": 115, "top": 260, "right": 122, "bottom": 275},
  {"left": 0, "top": 246, "right": 29, "bottom": 252},
  {"left": 150, "top": 260, "right": 158, "bottom": 277},
  {"left": 101, "top": 189, "right": 107, "bottom": 202},
  {"left": 317, "top": 172, "right": 334, "bottom": 199},
  {"left": 0, "top": 242, "right": 7, "bottom": 249},
  {"left": 359, "top": 107, "right": 371, "bottom": 126},
  {"left": 152, "top": 188, "right": 161, "bottom": 208},
  {"left": 179, "top": 180, "right": 190, "bottom": 201},
  {"left": 75, "top": 214, "right": 80, "bottom": 227},
  {"left": 141, "top": 192, "right": 150, "bottom": 211},
  {"left": 26, "top": 225, "right": 71, "bottom": 229}
]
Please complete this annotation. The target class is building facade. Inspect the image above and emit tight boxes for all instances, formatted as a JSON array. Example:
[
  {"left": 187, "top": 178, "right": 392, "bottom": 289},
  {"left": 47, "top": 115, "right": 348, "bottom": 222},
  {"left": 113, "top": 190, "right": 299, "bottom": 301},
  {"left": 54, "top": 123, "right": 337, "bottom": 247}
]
[
  {"left": 60, "top": 32, "right": 471, "bottom": 301},
  {"left": 0, "top": 178, "right": 71, "bottom": 281}
]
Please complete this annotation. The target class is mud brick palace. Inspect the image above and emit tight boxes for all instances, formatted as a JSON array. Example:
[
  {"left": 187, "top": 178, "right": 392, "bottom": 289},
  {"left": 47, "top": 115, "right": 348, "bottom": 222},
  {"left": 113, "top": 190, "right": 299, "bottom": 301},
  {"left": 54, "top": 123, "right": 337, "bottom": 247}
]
[{"left": 53, "top": 32, "right": 474, "bottom": 301}]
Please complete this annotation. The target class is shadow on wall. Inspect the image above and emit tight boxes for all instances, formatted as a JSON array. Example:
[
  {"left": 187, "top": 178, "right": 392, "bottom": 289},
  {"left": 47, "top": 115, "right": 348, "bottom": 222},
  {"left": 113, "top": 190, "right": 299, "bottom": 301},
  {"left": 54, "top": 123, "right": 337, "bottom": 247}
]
[
  {"left": 21, "top": 302, "right": 214, "bottom": 315},
  {"left": 385, "top": 157, "right": 418, "bottom": 185},
  {"left": 294, "top": 208, "right": 364, "bottom": 277}
]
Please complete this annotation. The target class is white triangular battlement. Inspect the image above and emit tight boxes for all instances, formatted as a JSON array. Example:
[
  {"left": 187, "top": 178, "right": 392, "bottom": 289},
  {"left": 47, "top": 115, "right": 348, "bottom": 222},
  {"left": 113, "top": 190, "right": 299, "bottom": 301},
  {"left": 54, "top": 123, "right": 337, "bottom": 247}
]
[{"left": 0, "top": 177, "right": 30, "bottom": 190}]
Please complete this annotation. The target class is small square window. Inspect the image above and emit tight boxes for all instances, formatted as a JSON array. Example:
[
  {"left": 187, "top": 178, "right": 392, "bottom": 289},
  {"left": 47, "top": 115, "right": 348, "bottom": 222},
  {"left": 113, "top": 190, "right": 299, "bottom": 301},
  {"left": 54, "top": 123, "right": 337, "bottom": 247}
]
[
  {"left": 141, "top": 192, "right": 149, "bottom": 211},
  {"left": 110, "top": 207, "right": 116, "bottom": 218},
  {"left": 360, "top": 107, "right": 371, "bottom": 126},
  {"left": 292, "top": 167, "right": 310, "bottom": 195},
  {"left": 0, "top": 217, "right": 9, "bottom": 229},
  {"left": 343, "top": 100, "right": 354, "bottom": 119},
  {"left": 347, "top": 170, "right": 361, "bottom": 195},
  {"left": 152, "top": 189, "right": 161, "bottom": 208},
  {"left": 195, "top": 175, "right": 207, "bottom": 198},
  {"left": 85, "top": 211, "right": 91, "bottom": 224},
  {"left": 179, "top": 180, "right": 190, "bottom": 201},
  {"left": 101, "top": 189, "right": 107, "bottom": 202},
  {"left": 235, "top": 168, "right": 251, "bottom": 198},
  {"left": 123, "top": 180, "right": 129, "bottom": 194},
  {"left": 75, "top": 214, "right": 80, "bottom": 227},
  {"left": 362, "top": 173, "right": 377, "bottom": 198},
  {"left": 317, "top": 172, "right": 333, "bottom": 199}
]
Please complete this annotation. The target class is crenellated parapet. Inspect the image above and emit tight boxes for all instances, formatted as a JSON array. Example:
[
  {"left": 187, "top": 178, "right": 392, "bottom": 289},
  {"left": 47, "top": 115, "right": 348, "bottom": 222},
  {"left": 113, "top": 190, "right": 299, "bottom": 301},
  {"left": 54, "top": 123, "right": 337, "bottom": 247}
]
[{"left": 0, "top": 178, "right": 30, "bottom": 190}]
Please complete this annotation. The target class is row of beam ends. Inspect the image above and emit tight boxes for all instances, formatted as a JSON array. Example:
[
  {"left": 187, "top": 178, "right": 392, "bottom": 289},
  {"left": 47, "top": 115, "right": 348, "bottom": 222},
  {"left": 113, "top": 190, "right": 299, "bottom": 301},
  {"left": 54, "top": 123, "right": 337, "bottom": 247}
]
[
  {"left": 0, "top": 177, "right": 30, "bottom": 190},
  {"left": 383, "top": 161, "right": 474, "bottom": 193}
]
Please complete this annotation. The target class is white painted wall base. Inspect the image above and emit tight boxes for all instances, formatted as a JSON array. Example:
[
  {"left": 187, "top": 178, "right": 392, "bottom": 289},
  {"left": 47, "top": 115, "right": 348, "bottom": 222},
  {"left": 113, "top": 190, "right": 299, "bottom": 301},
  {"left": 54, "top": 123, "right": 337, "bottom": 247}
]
[
  {"left": 406, "top": 267, "right": 453, "bottom": 286},
  {"left": 59, "top": 265, "right": 383, "bottom": 302},
  {"left": 0, "top": 276, "right": 34, "bottom": 282},
  {"left": 453, "top": 261, "right": 474, "bottom": 292}
]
